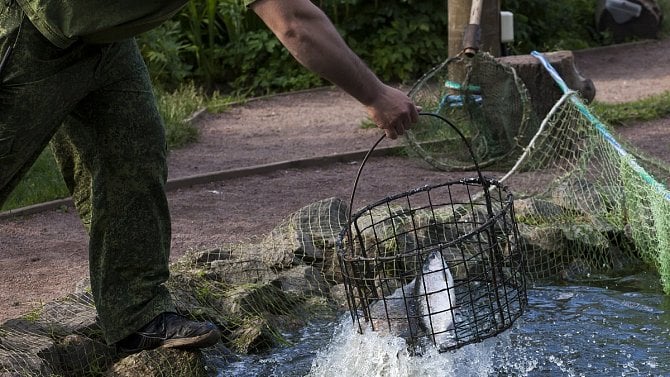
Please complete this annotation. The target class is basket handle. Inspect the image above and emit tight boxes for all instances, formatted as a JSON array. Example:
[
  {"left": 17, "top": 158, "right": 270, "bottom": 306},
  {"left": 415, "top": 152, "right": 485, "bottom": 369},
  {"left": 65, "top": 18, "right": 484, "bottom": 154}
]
[{"left": 347, "top": 112, "right": 490, "bottom": 225}]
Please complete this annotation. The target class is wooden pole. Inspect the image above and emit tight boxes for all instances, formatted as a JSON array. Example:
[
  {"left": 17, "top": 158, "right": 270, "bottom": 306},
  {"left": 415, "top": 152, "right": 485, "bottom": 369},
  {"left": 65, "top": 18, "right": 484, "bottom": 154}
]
[{"left": 448, "top": 0, "right": 501, "bottom": 57}]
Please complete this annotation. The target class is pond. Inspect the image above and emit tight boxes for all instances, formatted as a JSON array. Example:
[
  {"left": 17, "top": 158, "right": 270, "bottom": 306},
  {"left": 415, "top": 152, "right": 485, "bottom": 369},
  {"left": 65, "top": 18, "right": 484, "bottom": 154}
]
[{"left": 216, "top": 272, "right": 670, "bottom": 376}]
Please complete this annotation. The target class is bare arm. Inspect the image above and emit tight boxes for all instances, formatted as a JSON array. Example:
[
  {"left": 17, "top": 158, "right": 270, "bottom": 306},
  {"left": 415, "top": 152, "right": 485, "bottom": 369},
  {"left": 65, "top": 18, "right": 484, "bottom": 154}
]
[{"left": 249, "top": 0, "right": 418, "bottom": 139}]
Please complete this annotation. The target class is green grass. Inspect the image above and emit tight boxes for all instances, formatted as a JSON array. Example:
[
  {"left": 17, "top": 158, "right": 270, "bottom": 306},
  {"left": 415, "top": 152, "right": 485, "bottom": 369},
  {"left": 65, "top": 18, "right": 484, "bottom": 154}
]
[
  {"left": 590, "top": 90, "right": 670, "bottom": 126},
  {"left": 1, "top": 82, "right": 237, "bottom": 212},
  {"left": 0, "top": 150, "right": 71, "bottom": 211},
  {"left": 156, "top": 82, "right": 206, "bottom": 148}
]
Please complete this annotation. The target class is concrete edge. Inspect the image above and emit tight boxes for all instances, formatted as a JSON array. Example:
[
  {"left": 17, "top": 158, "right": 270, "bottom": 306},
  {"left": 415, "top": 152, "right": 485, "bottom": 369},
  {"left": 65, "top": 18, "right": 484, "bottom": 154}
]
[{"left": 0, "top": 144, "right": 403, "bottom": 220}]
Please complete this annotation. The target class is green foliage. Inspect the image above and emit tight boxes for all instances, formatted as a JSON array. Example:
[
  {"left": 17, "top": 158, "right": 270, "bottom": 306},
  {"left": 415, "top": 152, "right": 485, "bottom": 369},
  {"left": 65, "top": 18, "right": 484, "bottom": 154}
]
[
  {"left": 137, "top": 20, "right": 193, "bottom": 88},
  {"left": 323, "top": 1, "right": 449, "bottom": 83},
  {"left": 21, "top": 306, "right": 43, "bottom": 322},
  {"left": 136, "top": 0, "right": 669, "bottom": 92},
  {"left": 502, "top": 0, "right": 604, "bottom": 53},
  {"left": 660, "top": 0, "right": 670, "bottom": 37},
  {"left": 222, "top": 29, "right": 324, "bottom": 95},
  {"left": 180, "top": 0, "right": 226, "bottom": 89},
  {"left": 135, "top": 0, "right": 449, "bottom": 94},
  {"left": 154, "top": 82, "right": 204, "bottom": 148},
  {"left": 155, "top": 81, "right": 240, "bottom": 147}
]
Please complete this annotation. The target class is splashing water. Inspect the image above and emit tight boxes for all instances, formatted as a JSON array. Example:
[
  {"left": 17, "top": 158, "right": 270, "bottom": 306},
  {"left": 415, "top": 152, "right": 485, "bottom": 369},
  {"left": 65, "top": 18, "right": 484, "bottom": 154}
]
[
  {"left": 307, "top": 316, "right": 513, "bottom": 377},
  {"left": 218, "top": 280, "right": 670, "bottom": 376}
]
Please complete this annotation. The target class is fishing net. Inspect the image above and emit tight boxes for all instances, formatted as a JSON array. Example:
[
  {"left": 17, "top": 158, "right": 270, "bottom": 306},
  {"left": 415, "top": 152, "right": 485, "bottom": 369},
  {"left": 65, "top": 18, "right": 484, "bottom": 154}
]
[
  {"left": 406, "top": 52, "right": 534, "bottom": 171},
  {"left": 407, "top": 49, "right": 670, "bottom": 290},
  {"left": 0, "top": 198, "right": 352, "bottom": 376},
  {"left": 496, "top": 52, "right": 670, "bottom": 289}
]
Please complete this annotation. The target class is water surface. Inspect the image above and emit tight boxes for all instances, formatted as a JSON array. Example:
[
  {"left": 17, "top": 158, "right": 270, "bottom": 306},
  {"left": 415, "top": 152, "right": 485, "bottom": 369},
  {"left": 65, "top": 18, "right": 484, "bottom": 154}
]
[{"left": 218, "top": 276, "right": 670, "bottom": 376}]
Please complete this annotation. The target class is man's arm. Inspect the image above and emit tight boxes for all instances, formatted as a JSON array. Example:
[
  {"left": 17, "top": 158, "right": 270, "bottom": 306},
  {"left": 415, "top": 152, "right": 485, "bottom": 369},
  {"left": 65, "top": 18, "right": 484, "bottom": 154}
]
[{"left": 249, "top": 0, "right": 418, "bottom": 139}]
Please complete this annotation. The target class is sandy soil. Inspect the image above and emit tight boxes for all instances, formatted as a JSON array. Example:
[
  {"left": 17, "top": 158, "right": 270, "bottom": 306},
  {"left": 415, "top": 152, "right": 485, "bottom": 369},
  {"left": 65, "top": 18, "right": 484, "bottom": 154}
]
[{"left": 1, "top": 40, "right": 670, "bottom": 322}]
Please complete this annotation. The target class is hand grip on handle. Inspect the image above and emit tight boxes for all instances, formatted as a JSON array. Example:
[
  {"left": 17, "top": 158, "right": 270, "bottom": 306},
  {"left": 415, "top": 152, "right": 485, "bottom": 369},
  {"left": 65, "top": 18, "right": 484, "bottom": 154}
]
[{"left": 347, "top": 112, "right": 489, "bottom": 225}]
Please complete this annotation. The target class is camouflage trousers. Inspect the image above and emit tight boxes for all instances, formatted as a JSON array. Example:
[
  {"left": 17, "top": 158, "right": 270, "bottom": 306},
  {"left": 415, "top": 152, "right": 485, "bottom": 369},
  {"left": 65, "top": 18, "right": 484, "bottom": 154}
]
[{"left": 1, "top": 4, "right": 174, "bottom": 344}]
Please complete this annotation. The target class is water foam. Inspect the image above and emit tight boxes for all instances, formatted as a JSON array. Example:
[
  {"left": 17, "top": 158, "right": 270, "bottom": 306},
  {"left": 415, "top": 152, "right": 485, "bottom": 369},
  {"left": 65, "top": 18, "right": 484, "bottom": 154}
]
[{"left": 307, "top": 315, "right": 532, "bottom": 377}]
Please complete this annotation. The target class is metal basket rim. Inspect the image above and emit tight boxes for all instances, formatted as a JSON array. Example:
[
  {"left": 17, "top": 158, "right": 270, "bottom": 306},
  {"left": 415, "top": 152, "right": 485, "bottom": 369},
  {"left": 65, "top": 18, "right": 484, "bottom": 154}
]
[{"left": 336, "top": 176, "right": 516, "bottom": 259}]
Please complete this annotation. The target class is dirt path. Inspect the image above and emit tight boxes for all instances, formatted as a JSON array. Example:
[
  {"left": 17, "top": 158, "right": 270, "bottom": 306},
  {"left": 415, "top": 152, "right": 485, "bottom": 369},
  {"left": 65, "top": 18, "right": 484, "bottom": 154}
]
[{"left": 2, "top": 42, "right": 670, "bottom": 321}]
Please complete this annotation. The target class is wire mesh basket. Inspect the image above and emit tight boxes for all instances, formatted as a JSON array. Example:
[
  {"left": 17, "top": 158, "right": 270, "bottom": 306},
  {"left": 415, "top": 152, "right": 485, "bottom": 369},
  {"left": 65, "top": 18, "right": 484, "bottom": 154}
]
[{"left": 337, "top": 113, "right": 527, "bottom": 353}]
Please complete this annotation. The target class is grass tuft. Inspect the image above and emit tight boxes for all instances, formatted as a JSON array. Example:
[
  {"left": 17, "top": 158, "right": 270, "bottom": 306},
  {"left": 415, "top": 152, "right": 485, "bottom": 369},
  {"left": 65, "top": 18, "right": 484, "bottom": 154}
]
[{"left": 591, "top": 90, "right": 670, "bottom": 126}]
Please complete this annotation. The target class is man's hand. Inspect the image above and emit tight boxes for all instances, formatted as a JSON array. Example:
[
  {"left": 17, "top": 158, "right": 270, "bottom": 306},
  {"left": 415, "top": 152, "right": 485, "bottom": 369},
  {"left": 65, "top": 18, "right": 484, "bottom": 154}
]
[{"left": 364, "top": 85, "right": 419, "bottom": 140}]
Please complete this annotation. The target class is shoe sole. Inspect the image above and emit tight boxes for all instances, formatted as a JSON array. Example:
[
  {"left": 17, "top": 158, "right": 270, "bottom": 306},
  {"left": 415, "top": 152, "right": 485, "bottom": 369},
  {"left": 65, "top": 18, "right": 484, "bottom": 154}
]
[{"left": 161, "top": 328, "right": 222, "bottom": 349}]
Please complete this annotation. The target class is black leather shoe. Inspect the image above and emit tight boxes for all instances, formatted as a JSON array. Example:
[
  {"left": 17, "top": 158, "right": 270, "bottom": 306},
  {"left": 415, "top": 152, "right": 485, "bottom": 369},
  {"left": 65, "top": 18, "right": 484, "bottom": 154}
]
[{"left": 116, "top": 312, "right": 221, "bottom": 354}]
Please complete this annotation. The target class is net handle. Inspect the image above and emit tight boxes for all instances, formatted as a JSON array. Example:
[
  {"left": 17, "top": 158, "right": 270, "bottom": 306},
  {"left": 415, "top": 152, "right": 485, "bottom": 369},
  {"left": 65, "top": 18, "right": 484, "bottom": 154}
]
[
  {"left": 462, "top": 0, "right": 483, "bottom": 57},
  {"left": 346, "top": 112, "right": 489, "bottom": 227}
]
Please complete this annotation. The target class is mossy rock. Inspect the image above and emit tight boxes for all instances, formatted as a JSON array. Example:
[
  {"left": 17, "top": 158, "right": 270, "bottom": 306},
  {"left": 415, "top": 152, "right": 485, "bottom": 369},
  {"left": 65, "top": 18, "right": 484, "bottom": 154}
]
[{"left": 105, "top": 348, "right": 207, "bottom": 377}]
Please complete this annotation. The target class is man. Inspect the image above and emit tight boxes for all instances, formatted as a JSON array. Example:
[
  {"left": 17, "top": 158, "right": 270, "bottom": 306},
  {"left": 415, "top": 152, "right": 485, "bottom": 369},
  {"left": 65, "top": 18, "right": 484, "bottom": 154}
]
[{"left": 0, "top": 0, "right": 418, "bottom": 354}]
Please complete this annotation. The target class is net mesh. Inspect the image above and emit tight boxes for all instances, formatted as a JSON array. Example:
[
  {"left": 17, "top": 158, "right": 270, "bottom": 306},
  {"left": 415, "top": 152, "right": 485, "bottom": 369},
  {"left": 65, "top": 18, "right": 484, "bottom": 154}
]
[
  {"left": 1, "top": 198, "right": 351, "bottom": 376},
  {"left": 2, "top": 53, "right": 670, "bottom": 375},
  {"left": 407, "top": 51, "right": 670, "bottom": 289},
  {"left": 500, "top": 87, "right": 670, "bottom": 285},
  {"left": 406, "top": 52, "right": 533, "bottom": 171},
  {"left": 495, "top": 52, "right": 670, "bottom": 289}
]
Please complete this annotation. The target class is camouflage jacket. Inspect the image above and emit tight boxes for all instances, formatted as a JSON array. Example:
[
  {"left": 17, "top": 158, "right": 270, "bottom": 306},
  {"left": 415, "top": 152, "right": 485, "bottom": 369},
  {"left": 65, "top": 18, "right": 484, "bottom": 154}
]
[{"left": 16, "top": 0, "right": 190, "bottom": 48}]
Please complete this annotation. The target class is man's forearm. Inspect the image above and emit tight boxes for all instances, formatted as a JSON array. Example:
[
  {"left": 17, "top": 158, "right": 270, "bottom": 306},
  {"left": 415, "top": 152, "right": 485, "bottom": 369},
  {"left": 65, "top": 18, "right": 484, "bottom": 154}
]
[
  {"left": 250, "top": 0, "right": 418, "bottom": 140},
  {"left": 250, "top": 0, "right": 384, "bottom": 106}
]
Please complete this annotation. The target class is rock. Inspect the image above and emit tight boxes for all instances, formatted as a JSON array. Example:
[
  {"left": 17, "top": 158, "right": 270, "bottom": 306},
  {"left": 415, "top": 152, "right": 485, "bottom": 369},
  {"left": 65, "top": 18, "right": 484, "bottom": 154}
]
[
  {"left": 38, "top": 292, "right": 100, "bottom": 338},
  {"left": 0, "top": 347, "right": 55, "bottom": 377},
  {"left": 412, "top": 207, "right": 462, "bottom": 249},
  {"left": 551, "top": 177, "right": 608, "bottom": 214},
  {"left": 105, "top": 348, "right": 207, "bottom": 377},
  {"left": 275, "top": 265, "right": 331, "bottom": 296},
  {"left": 329, "top": 284, "right": 349, "bottom": 309},
  {"left": 53, "top": 334, "right": 115, "bottom": 377},
  {"left": 210, "top": 256, "right": 277, "bottom": 285},
  {"left": 498, "top": 51, "right": 595, "bottom": 145},
  {"left": 0, "top": 319, "right": 57, "bottom": 377},
  {"left": 516, "top": 223, "right": 568, "bottom": 280},
  {"left": 74, "top": 278, "right": 91, "bottom": 295},
  {"left": 560, "top": 258, "right": 593, "bottom": 281},
  {"left": 173, "top": 242, "right": 279, "bottom": 286},
  {"left": 261, "top": 197, "right": 348, "bottom": 270},
  {"left": 223, "top": 283, "right": 300, "bottom": 319},
  {"left": 228, "top": 316, "right": 277, "bottom": 354},
  {"left": 344, "top": 205, "right": 419, "bottom": 266},
  {"left": 513, "top": 197, "right": 573, "bottom": 223},
  {"left": 188, "top": 247, "right": 234, "bottom": 267},
  {"left": 566, "top": 220, "right": 608, "bottom": 247}
]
